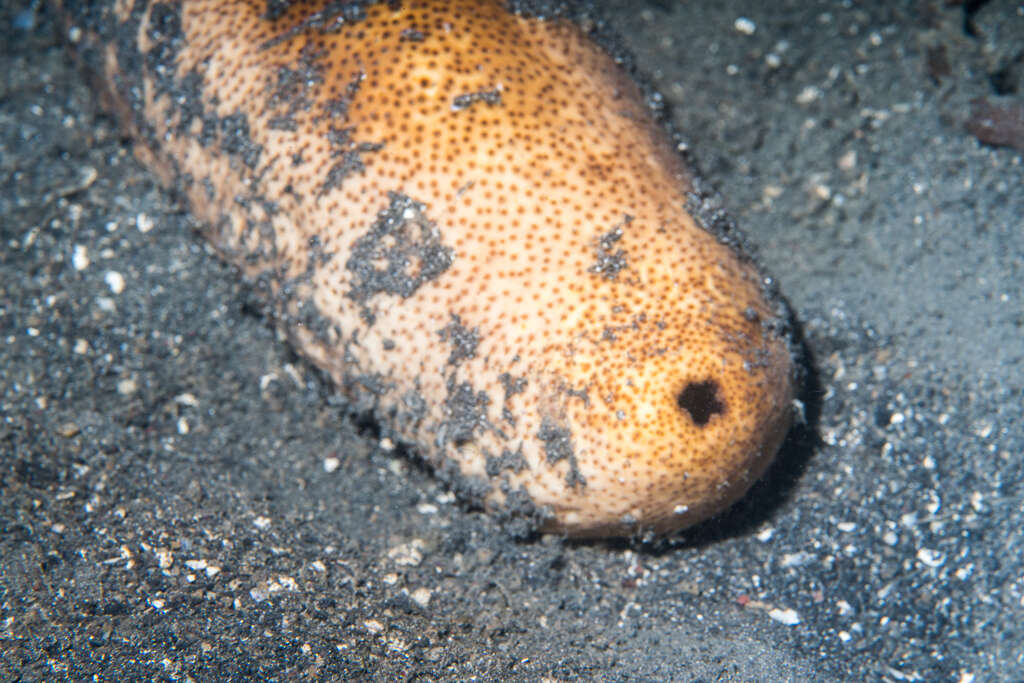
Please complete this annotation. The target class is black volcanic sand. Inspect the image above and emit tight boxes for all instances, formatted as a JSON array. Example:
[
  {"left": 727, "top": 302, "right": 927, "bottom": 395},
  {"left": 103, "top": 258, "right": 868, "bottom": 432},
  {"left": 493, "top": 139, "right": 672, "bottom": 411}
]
[{"left": 2, "top": 1, "right": 1022, "bottom": 680}]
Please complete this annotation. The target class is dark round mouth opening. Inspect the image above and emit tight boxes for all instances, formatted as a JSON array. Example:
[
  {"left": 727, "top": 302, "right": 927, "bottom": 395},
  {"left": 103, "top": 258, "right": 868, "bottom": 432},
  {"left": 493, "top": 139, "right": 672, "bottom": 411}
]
[{"left": 676, "top": 379, "right": 725, "bottom": 427}]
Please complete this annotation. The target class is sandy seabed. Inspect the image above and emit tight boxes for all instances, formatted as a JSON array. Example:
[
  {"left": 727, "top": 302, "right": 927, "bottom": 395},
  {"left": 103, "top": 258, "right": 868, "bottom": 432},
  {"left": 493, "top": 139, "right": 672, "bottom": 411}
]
[{"left": 2, "top": 1, "right": 1022, "bottom": 680}]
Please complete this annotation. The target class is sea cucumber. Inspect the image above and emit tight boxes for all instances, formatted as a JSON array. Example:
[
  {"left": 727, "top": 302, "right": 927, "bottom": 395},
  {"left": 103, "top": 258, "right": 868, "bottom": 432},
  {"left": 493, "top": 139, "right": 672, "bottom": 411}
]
[{"left": 56, "top": 0, "right": 797, "bottom": 538}]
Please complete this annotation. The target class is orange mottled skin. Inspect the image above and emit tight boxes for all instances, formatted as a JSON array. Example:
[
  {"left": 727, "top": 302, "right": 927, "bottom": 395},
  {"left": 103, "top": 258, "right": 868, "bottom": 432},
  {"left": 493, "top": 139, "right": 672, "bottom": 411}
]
[{"left": 58, "top": 0, "right": 796, "bottom": 537}]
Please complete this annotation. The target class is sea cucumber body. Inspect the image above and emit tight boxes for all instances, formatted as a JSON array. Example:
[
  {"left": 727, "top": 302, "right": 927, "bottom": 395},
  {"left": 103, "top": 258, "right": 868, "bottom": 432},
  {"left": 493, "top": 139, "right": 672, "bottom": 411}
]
[{"left": 59, "top": 0, "right": 796, "bottom": 537}]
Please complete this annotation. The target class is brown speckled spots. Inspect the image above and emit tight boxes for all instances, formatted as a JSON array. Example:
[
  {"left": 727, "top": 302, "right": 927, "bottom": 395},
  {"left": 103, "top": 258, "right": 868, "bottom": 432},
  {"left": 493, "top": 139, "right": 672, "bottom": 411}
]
[{"left": 59, "top": 0, "right": 796, "bottom": 538}]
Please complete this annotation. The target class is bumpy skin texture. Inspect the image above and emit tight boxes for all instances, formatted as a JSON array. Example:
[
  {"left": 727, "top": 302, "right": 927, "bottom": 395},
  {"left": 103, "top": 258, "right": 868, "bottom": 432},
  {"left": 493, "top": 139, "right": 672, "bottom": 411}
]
[{"left": 57, "top": 0, "right": 796, "bottom": 538}]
